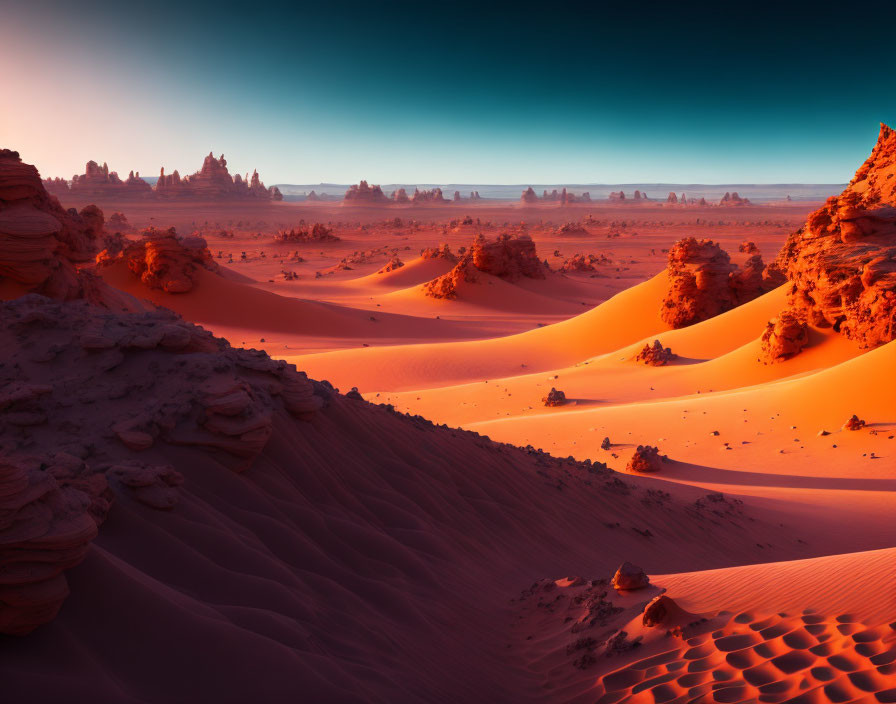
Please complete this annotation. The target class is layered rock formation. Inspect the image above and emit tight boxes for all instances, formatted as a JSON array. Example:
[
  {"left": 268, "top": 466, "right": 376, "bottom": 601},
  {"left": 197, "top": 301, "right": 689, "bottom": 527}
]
[
  {"left": 759, "top": 311, "right": 809, "bottom": 363},
  {"left": 97, "top": 227, "right": 219, "bottom": 293},
  {"left": 0, "top": 456, "right": 99, "bottom": 635},
  {"left": 0, "top": 292, "right": 323, "bottom": 633},
  {"left": 344, "top": 181, "right": 390, "bottom": 204},
  {"left": 0, "top": 149, "right": 111, "bottom": 300},
  {"left": 66, "top": 161, "right": 152, "bottom": 198},
  {"left": 155, "top": 154, "right": 281, "bottom": 201},
  {"left": 424, "top": 234, "right": 545, "bottom": 298},
  {"left": 776, "top": 123, "right": 896, "bottom": 347},
  {"left": 390, "top": 188, "right": 410, "bottom": 203},
  {"left": 661, "top": 237, "right": 781, "bottom": 328}
]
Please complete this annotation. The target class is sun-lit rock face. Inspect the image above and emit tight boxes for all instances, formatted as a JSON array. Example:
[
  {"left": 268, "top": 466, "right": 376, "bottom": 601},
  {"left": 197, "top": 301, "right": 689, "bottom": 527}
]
[
  {"left": 760, "top": 310, "right": 810, "bottom": 363},
  {"left": 661, "top": 237, "right": 780, "bottom": 328},
  {"left": 97, "top": 227, "right": 219, "bottom": 293},
  {"left": 343, "top": 180, "right": 390, "bottom": 204},
  {"left": 776, "top": 123, "right": 896, "bottom": 347},
  {"left": 155, "top": 153, "right": 280, "bottom": 200},
  {"left": 424, "top": 234, "right": 546, "bottom": 298}
]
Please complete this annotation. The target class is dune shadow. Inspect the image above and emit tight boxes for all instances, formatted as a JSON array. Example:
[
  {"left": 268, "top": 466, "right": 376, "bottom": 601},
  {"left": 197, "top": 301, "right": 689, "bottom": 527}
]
[{"left": 656, "top": 460, "right": 896, "bottom": 492}]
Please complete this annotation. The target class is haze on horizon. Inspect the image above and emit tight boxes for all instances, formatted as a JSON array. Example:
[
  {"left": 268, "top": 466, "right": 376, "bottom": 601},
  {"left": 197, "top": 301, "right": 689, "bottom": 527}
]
[{"left": 3, "top": 0, "right": 895, "bottom": 185}]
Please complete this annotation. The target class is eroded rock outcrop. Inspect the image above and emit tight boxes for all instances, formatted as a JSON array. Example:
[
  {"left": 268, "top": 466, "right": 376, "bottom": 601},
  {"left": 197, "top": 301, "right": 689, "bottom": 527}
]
[
  {"left": 344, "top": 181, "right": 390, "bottom": 204},
  {"left": 420, "top": 243, "right": 457, "bottom": 262},
  {"left": 542, "top": 388, "right": 567, "bottom": 407},
  {"left": 411, "top": 188, "right": 447, "bottom": 204},
  {"left": 274, "top": 223, "right": 339, "bottom": 243},
  {"left": 634, "top": 340, "right": 677, "bottom": 366},
  {"left": 627, "top": 445, "right": 664, "bottom": 473},
  {"left": 97, "top": 227, "right": 220, "bottom": 293},
  {"left": 0, "top": 149, "right": 111, "bottom": 300},
  {"left": 661, "top": 237, "right": 780, "bottom": 328},
  {"left": 425, "top": 234, "right": 545, "bottom": 298},
  {"left": 0, "top": 458, "right": 99, "bottom": 635},
  {"left": 559, "top": 252, "right": 611, "bottom": 273},
  {"left": 69, "top": 161, "right": 152, "bottom": 198},
  {"left": 155, "top": 153, "right": 280, "bottom": 201},
  {"left": 611, "top": 562, "right": 649, "bottom": 591},
  {"left": 776, "top": 123, "right": 896, "bottom": 347},
  {"left": 759, "top": 310, "right": 809, "bottom": 363}
]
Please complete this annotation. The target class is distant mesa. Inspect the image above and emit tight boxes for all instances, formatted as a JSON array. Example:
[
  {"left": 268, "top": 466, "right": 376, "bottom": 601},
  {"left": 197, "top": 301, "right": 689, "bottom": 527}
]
[
  {"left": 519, "top": 187, "right": 591, "bottom": 205},
  {"left": 156, "top": 153, "right": 282, "bottom": 201},
  {"left": 44, "top": 154, "right": 282, "bottom": 201},
  {"left": 661, "top": 237, "right": 783, "bottom": 328},
  {"left": 719, "top": 191, "right": 750, "bottom": 206},
  {"left": 343, "top": 180, "right": 391, "bottom": 204},
  {"left": 305, "top": 190, "right": 337, "bottom": 202},
  {"left": 609, "top": 190, "right": 649, "bottom": 202},
  {"left": 453, "top": 190, "right": 481, "bottom": 202},
  {"left": 411, "top": 187, "right": 447, "bottom": 204},
  {"left": 776, "top": 122, "right": 896, "bottom": 348}
]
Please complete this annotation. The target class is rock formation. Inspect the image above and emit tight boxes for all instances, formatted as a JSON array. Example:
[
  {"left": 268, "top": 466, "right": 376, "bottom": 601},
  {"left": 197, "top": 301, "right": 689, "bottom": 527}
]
[
  {"left": 542, "top": 388, "right": 567, "bottom": 406},
  {"left": 759, "top": 310, "right": 809, "bottom": 363},
  {"left": 420, "top": 243, "right": 457, "bottom": 262},
  {"left": 0, "top": 457, "right": 99, "bottom": 635},
  {"left": 66, "top": 161, "right": 152, "bottom": 198},
  {"left": 611, "top": 562, "right": 649, "bottom": 591},
  {"left": 559, "top": 252, "right": 611, "bottom": 273},
  {"left": 843, "top": 414, "right": 866, "bottom": 431},
  {"left": 632, "top": 190, "right": 648, "bottom": 202},
  {"left": 107, "top": 212, "right": 130, "bottom": 231},
  {"left": 0, "top": 149, "right": 113, "bottom": 300},
  {"left": 470, "top": 191, "right": 481, "bottom": 200},
  {"left": 666, "top": 192, "right": 678, "bottom": 204},
  {"left": 42, "top": 177, "right": 70, "bottom": 195},
  {"left": 155, "top": 154, "right": 281, "bottom": 200},
  {"left": 391, "top": 188, "right": 410, "bottom": 203},
  {"left": 634, "top": 340, "right": 677, "bottom": 366},
  {"left": 776, "top": 123, "right": 896, "bottom": 347},
  {"left": 626, "top": 445, "right": 663, "bottom": 473},
  {"left": 609, "top": 191, "right": 626, "bottom": 201},
  {"left": 520, "top": 187, "right": 538, "bottom": 204},
  {"left": 0, "top": 291, "right": 323, "bottom": 633},
  {"left": 274, "top": 223, "right": 339, "bottom": 243},
  {"left": 720, "top": 191, "right": 750, "bottom": 206},
  {"left": 661, "top": 237, "right": 780, "bottom": 328},
  {"left": 424, "top": 234, "right": 545, "bottom": 299},
  {"left": 377, "top": 256, "right": 404, "bottom": 273},
  {"left": 97, "top": 227, "right": 219, "bottom": 293},
  {"left": 344, "top": 180, "right": 390, "bottom": 204},
  {"left": 411, "top": 188, "right": 447, "bottom": 204},
  {"left": 739, "top": 241, "right": 759, "bottom": 254}
]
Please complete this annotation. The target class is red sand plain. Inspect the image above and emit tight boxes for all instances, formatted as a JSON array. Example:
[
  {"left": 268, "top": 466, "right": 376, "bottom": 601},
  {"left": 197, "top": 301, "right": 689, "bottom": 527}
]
[{"left": 4, "top": 190, "right": 895, "bottom": 703}]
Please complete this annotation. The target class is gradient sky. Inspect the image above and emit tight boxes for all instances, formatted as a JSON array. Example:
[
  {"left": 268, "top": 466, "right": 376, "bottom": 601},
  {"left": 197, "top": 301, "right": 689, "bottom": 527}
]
[{"left": 3, "top": 0, "right": 896, "bottom": 184}]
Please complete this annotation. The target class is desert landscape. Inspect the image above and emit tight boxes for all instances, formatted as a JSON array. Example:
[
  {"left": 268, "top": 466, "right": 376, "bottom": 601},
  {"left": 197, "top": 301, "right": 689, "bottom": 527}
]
[{"left": 2, "top": 2, "right": 895, "bottom": 702}]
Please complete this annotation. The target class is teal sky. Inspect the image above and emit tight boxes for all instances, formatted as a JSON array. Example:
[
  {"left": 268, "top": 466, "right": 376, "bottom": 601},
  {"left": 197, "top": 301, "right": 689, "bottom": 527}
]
[{"left": 3, "top": 0, "right": 895, "bottom": 184}]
